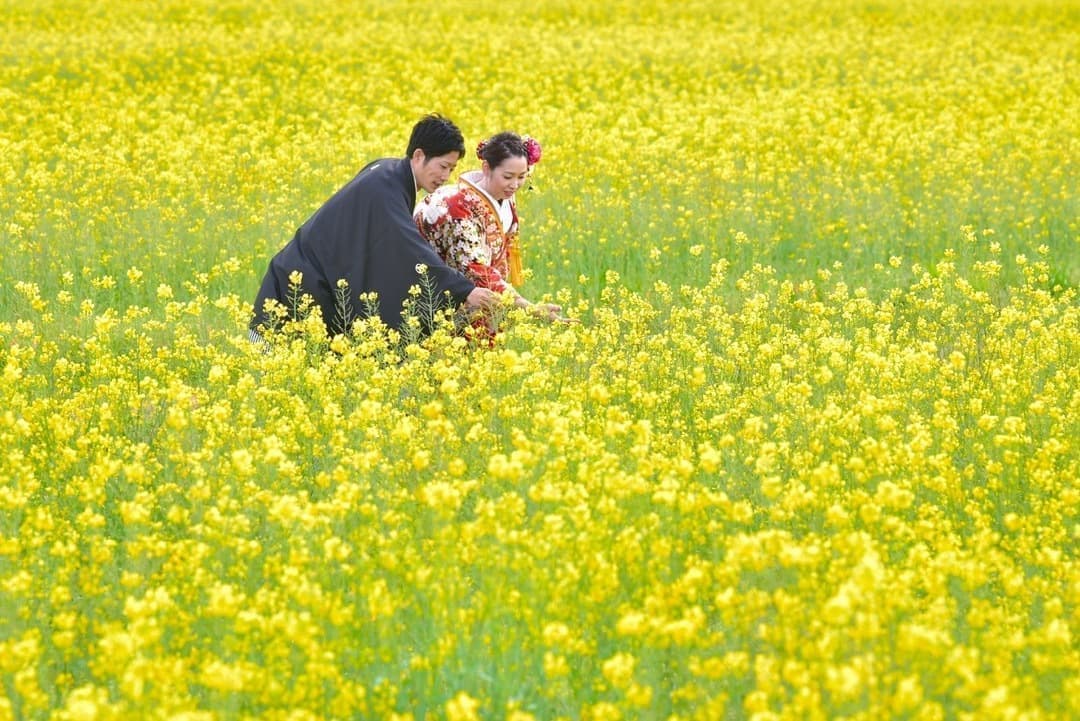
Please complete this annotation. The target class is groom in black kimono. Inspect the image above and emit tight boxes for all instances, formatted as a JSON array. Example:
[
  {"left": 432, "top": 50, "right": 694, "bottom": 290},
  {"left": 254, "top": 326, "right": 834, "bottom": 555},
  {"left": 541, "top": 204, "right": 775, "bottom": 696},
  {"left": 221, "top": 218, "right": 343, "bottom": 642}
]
[{"left": 250, "top": 114, "right": 496, "bottom": 338}]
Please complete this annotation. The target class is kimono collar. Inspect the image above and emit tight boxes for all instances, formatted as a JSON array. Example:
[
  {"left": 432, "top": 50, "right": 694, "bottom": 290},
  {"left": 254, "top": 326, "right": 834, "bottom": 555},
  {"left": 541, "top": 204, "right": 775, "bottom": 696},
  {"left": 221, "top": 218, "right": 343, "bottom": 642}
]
[
  {"left": 394, "top": 157, "right": 417, "bottom": 205},
  {"left": 460, "top": 171, "right": 514, "bottom": 232}
]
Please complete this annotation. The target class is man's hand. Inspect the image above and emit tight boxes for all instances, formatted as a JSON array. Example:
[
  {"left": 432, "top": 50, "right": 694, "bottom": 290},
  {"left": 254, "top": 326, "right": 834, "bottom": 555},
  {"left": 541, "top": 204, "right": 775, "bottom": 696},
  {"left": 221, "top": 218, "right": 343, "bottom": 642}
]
[{"left": 464, "top": 287, "right": 499, "bottom": 311}]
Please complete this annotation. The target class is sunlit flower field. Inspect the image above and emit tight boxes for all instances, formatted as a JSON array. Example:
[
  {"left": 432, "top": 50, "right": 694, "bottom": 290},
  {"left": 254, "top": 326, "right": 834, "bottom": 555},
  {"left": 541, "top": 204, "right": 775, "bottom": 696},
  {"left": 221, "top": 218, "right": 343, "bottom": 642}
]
[{"left": 1, "top": 0, "right": 1078, "bottom": 719}]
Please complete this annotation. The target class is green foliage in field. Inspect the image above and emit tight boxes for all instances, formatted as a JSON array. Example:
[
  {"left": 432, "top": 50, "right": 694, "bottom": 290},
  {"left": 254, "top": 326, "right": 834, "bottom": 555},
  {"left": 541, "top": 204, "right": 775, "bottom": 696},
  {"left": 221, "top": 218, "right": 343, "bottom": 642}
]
[{"left": 1, "top": 1, "right": 1077, "bottom": 719}]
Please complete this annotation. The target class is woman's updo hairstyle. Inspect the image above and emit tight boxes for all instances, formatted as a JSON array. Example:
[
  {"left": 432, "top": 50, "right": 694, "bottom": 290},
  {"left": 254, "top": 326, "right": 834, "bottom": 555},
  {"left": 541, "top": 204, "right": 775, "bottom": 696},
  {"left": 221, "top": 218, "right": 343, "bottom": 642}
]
[{"left": 476, "top": 132, "right": 528, "bottom": 169}]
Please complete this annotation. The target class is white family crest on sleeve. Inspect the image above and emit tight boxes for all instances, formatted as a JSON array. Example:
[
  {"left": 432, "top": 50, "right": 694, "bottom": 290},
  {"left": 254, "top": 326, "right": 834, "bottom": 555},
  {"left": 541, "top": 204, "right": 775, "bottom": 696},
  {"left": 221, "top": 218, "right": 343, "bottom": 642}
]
[{"left": 418, "top": 201, "right": 448, "bottom": 224}]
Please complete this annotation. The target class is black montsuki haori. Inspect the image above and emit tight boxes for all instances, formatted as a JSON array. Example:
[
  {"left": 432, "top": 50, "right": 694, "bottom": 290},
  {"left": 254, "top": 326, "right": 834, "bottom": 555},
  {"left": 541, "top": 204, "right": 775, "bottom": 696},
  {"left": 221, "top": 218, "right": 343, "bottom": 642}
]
[{"left": 250, "top": 157, "right": 475, "bottom": 336}]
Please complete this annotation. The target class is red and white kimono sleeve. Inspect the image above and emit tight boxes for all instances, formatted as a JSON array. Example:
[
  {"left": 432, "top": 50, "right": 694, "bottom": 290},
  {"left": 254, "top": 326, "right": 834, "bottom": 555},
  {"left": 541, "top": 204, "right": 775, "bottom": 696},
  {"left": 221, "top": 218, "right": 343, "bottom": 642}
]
[{"left": 415, "top": 186, "right": 517, "bottom": 296}]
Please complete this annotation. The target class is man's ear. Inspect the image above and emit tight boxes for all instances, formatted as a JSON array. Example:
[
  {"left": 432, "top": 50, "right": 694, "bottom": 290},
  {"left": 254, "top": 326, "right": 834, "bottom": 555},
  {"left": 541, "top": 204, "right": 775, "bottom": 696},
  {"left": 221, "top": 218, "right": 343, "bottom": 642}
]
[{"left": 411, "top": 148, "right": 426, "bottom": 163}]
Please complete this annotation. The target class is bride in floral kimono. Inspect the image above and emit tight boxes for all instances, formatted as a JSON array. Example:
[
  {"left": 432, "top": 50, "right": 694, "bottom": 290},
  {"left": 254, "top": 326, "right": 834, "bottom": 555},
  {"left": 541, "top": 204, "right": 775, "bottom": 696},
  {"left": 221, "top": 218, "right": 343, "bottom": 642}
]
[{"left": 414, "top": 131, "right": 568, "bottom": 332}]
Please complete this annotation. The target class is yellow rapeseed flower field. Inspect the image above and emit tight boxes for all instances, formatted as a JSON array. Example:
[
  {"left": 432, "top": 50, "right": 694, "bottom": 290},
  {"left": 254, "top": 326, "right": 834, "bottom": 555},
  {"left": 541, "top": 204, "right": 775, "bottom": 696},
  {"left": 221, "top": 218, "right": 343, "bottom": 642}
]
[{"left": 1, "top": 1, "right": 1077, "bottom": 719}]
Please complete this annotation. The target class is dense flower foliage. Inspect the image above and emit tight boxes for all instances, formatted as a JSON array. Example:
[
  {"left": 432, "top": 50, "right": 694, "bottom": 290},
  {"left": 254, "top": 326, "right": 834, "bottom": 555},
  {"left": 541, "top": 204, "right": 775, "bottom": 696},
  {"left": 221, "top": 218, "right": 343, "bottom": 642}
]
[{"left": 1, "top": 1, "right": 1077, "bottom": 719}]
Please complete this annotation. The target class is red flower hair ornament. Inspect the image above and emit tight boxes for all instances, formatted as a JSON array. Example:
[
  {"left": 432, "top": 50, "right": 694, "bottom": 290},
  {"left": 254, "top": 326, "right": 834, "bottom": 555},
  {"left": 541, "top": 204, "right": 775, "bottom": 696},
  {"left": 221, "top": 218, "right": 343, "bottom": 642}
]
[{"left": 522, "top": 135, "right": 542, "bottom": 166}]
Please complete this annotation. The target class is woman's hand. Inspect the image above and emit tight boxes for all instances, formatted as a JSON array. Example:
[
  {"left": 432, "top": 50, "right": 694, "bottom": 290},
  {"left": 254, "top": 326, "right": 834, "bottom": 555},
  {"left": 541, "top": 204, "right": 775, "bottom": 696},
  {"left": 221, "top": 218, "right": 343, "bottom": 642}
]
[{"left": 530, "top": 302, "right": 578, "bottom": 324}]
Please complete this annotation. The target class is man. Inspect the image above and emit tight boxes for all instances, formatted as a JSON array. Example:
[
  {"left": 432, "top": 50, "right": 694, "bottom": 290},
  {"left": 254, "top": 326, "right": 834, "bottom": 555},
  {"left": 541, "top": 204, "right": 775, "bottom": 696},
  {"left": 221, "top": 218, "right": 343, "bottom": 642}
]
[{"left": 250, "top": 114, "right": 496, "bottom": 339}]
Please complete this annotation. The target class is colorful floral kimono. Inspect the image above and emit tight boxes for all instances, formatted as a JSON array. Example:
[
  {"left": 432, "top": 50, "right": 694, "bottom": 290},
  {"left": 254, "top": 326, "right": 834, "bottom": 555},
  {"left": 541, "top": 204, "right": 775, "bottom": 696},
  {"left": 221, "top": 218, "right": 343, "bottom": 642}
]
[{"left": 414, "top": 170, "right": 523, "bottom": 297}]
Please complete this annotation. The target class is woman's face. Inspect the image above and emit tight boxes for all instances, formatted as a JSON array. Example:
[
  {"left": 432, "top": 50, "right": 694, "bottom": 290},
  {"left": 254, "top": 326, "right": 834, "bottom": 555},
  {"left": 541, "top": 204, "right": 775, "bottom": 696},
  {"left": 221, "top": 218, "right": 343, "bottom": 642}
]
[{"left": 484, "top": 155, "right": 529, "bottom": 201}]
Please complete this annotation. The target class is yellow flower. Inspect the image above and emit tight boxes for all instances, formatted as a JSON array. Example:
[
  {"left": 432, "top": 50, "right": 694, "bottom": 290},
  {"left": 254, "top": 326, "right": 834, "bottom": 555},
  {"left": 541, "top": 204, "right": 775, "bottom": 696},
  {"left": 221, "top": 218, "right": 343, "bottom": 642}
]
[
  {"left": 446, "top": 692, "right": 481, "bottom": 721},
  {"left": 584, "top": 702, "right": 621, "bottom": 721},
  {"left": 63, "top": 686, "right": 108, "bottom": 721},
  {"left": 615, "top": 612, "right": 647, "bottom": 637},
  {"left": 543, "top": 652, "right": 570, "bottom": 679},
  {"left": 506, "top": 710, "right": 536, "bottom": 721},
  {"left": 199, "top": 660, "right": 248, "bottom": 692},
  {"left": 601, "top": 652, "right": 636, "bottom": 689}
]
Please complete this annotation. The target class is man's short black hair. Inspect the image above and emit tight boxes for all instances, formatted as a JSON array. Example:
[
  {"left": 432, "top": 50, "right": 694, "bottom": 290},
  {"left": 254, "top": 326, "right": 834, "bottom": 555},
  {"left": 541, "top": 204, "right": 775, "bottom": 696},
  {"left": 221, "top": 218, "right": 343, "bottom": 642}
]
[{"left": 407, "top": 114, "right": 466, "bottom": 160}]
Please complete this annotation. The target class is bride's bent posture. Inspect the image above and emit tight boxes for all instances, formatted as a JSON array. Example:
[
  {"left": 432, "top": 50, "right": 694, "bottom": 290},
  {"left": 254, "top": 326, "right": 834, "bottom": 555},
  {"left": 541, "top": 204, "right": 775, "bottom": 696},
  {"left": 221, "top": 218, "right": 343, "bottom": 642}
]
[{"left": 414, "top": 132, "right": 568, "bottom": 333}]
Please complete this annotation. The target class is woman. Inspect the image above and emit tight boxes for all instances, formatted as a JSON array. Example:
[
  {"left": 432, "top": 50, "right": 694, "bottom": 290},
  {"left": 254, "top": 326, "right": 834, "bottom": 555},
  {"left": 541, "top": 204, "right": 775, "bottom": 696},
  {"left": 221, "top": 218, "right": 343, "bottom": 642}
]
[{"left": 414, "top": 131, "right": 568, "bottom": 332}]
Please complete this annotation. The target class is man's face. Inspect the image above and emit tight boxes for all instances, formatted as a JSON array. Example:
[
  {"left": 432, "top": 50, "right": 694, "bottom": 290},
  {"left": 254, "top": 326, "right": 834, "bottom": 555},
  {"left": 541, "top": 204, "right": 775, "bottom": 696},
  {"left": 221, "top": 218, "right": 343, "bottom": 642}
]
[{"left": 411, "top": 150, "right": 460, "bottom": 193}]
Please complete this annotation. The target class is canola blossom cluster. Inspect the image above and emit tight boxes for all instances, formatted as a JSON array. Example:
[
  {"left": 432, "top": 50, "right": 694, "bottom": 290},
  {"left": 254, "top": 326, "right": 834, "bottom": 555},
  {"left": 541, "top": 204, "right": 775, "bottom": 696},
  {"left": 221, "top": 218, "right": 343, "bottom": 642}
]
[
  {"left": 1, "top": 0, "right": 1078, "bottom": 719},
  {"left": 1, "top": 0, "right": 1076, "bottom": 301},
  {"left": 2, "top": 254, "right": 1078, "bottom": 720}
]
